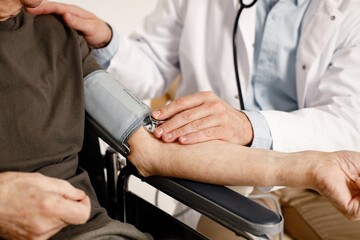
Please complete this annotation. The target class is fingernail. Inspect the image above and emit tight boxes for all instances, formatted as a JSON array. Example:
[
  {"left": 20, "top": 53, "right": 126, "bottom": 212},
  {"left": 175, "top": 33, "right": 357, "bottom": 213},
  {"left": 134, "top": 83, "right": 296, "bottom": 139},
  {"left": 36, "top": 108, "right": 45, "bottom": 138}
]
[
  {"left": 154, "top": 128, "right": 163, "bottom": 136},
  {"left": 179, "top": 136, "right": 187, "bottom": 143},
  {"left": 152, "top": 111, "right": 161, "bottom": 118},
  {"left": 165, "top": 133, "right": 172, "bottom": 139}
]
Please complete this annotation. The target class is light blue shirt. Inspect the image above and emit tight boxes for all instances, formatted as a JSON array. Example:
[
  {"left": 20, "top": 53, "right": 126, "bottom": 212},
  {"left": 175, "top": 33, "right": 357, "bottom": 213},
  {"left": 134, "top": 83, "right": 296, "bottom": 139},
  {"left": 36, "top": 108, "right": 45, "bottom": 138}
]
[
  {"left": 243, "top": 0, "right": 310, "bottom": 149},
  {"left": 94, "top": 0, "right": 311, "bottom": 150}
]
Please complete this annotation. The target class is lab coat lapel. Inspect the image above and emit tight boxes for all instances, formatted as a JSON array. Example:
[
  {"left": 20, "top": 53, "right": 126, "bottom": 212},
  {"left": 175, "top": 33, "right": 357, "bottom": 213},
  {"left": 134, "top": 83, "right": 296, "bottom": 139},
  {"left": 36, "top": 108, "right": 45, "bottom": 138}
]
[{"left": 296, "top": 0, "right": 343, "bottom": 107}]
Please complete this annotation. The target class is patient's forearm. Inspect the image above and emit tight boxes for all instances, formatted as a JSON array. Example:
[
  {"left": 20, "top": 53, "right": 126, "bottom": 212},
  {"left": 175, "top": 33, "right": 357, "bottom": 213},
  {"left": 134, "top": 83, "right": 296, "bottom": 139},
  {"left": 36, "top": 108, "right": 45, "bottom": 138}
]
[
  {"left": 129, "top": 130, "right": 360, "bottom": 222},
  {"left": 128, "top": 128, "right": 321, "bottom": 189},
  {"left": 158, "top": 140, "right": 318, "bottom": 188}
]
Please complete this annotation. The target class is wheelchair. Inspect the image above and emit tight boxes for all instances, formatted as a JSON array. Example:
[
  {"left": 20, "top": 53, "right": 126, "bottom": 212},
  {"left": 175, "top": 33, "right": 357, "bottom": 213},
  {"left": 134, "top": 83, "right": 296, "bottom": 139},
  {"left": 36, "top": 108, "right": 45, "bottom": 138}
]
[{"left": 78, "top": 115, "right": 283, "bottom": 240}]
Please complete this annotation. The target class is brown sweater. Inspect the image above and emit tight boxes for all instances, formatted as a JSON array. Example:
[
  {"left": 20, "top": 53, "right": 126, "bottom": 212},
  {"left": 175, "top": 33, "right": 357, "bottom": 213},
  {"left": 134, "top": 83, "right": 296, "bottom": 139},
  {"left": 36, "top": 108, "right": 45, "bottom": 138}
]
[{"left": 0, "top": 10, "right": 112, "bottom": 238}]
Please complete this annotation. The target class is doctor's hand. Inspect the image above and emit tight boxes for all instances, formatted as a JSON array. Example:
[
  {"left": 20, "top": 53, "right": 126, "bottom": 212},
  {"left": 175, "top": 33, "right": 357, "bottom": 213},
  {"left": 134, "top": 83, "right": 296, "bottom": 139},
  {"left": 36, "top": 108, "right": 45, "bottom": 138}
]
[
  {"left": 27, "top": 2, "right": 112, "bottom": 48},
  {"left": 152, "top": 91, "right": 253, "bottom": 145},
  {"left": 0, "top": 172, "right": 91, "bottom": 240}
]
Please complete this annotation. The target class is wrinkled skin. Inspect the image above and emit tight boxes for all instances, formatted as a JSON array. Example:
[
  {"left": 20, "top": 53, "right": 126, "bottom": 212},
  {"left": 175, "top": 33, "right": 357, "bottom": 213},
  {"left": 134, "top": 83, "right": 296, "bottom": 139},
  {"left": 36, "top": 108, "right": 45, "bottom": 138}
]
[{"left": 0, "top": 172, "right": 90, "bottom": 240}]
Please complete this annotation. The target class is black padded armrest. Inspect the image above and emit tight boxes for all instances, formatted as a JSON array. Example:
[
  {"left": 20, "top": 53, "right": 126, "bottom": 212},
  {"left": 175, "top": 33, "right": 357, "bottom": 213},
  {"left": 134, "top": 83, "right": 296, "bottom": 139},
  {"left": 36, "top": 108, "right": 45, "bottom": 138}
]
[
  {"left": 121, "top": 170, "right": 283, "bottom": 237},
  {"left": 85, "top": 114, "right": 283, "bottom": 237}
]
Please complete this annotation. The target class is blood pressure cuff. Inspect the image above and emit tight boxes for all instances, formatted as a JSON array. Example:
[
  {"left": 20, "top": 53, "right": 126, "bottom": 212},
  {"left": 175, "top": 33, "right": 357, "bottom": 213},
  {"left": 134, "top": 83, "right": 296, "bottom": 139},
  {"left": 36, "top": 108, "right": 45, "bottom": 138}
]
[{"left": 84, "top": 70, "right": 152, "bottom": 156}]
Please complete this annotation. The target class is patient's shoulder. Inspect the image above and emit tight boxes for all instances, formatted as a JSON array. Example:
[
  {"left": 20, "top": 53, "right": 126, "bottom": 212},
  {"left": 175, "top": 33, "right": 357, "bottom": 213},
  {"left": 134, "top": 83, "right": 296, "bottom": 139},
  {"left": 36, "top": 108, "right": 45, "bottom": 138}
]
[
  {"left": 32, "top": 13, "right": 81, "bottom": 48},
  {"left": 33, "top": 13, "right": 71, "bottom": 32}
]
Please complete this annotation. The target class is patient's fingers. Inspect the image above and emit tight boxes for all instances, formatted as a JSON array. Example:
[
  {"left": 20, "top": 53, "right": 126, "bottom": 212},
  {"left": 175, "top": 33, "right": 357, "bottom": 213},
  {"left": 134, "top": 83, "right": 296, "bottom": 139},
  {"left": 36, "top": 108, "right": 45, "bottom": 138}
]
[
  {"left": 56, "top": 195, "right": 91, "bottom": 225},
  {"left": 32, "top": 173, "right": 86, "bottom": 201}
]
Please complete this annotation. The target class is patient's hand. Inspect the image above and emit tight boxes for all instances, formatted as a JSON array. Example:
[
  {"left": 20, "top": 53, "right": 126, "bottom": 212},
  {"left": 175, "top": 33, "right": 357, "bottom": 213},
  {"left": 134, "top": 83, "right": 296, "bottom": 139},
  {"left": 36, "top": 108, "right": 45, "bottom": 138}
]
[
  {"left": 0, "top": 172, "right": 91, "bottom": 240},
  {"left": 311, "top": 151, "right": 360, "bottom": 220}
]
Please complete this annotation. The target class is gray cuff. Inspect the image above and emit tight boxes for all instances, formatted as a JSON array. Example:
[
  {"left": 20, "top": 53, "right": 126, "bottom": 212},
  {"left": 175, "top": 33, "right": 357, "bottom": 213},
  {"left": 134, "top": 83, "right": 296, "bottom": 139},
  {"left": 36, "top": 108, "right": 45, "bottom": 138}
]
[
  {"left": 93, "top": 25, "right": 120, "bottom": 69},
  {"left": 84, "top": 70, "right": 151, "bottom": 155},
  {"left": 242, "top": 111, "right": 273, "bottom": 150}
]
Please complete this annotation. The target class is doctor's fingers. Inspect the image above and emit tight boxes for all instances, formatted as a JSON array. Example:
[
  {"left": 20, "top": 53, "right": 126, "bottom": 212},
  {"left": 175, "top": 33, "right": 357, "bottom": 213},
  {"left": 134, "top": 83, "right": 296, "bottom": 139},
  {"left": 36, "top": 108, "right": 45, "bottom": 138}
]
[
  {"left": 161, "top": 114, "right": 234, "bottom": 144},
  {"left": 27, "top": 2, "right": 97, "bottom": 19},
  {"left": 179, "top": 126, "right": 234, "bottom": 145},
  {"left": 27, "top": 2, "right": 110, "bottom": 47},
  {"left": 61, "top": 13, "right": 111, "bottom": 48},
  {"left": 153, "top": 103, "right": 225, "bottom": 140},
  {"left": 152, "top": 91, "right": 223, "bottom": 120}
]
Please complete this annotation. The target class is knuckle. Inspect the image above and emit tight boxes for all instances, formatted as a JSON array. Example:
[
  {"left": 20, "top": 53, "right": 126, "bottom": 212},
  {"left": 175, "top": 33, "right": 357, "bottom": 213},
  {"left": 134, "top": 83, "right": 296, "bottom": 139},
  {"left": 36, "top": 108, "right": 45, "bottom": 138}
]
[
  {"left": 192, "top": 120, "right": 203, "bottom": 130},
  {"left": 172, "top": 126, "right": 189, "bottom": 139},
  {"left": 182, "top": 110, "right": 194, "bottom": 121},
  {"left": 173, "top": 97, "right": 186, "bottom": 108},
  {"left": 173, "top": 128, "right": 183, "bottom": 137},
  {"left": 204, "top": 128, "right": 215, "bottom": 138},
  {"left": 161, "top": 120, "right": 174, "bottom": 131},
  {"left": 185, "top": 134, "right": 198, "bottom": 143},
  {"left": 211, "top": 101, "right": 225, "bottom": 111},
  {"left": 39, "top": 197, "right": 56, "bottom": 214}
]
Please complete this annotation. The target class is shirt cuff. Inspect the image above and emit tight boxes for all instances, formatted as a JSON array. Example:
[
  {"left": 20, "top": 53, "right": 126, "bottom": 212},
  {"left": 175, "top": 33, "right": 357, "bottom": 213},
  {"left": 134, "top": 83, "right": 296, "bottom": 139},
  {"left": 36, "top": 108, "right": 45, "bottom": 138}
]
[
  {"left": 242, "top": 111, "right": 273, "bottom": 150},
  {"left": 93, "top": 24, "right": 120, "bottom": 69}
]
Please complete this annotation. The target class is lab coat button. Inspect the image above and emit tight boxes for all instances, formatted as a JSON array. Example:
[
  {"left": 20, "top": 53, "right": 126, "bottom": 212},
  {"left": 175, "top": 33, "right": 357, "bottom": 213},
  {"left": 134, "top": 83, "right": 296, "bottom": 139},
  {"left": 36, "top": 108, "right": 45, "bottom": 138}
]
[
  {"left": 235, "top": 95, "right": 239, "bottom": 99},
  {"left": 330, "top": 16, "right": 336, "bottom": 21},
  {"left": 302, "top": 65, "right": 307, "bottom": 70}
]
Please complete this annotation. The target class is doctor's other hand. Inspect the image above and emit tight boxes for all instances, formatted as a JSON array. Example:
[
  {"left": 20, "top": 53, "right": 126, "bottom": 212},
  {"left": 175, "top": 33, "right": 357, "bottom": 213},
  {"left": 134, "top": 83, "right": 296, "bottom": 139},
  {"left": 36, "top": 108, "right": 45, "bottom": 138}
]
[
  {"left": 152, "top": 91, "right": 253, "bottom": 145},
  {"left": 27, "top": 2, "right": 111, "bottom": 48},
  {"left": 0, "top": 172, "right": 91, "bottom": 240}
]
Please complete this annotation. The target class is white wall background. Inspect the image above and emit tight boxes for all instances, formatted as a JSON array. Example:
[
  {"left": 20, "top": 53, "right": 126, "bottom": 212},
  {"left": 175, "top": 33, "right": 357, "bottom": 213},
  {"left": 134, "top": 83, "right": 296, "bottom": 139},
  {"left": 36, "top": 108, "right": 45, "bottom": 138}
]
[{"left": 55, "top": 0, "right": 158, "bottom": 36}]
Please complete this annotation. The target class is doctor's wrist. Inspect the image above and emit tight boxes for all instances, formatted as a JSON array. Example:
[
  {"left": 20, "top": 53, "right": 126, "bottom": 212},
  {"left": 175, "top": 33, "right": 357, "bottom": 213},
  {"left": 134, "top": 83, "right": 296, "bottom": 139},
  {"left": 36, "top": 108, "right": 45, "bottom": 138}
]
[
  {"left": 92, "top": 23, "right": 113, "bottom": 49},
  {"left": 237, "top": 111, "right": 254, "bottom": 146}
]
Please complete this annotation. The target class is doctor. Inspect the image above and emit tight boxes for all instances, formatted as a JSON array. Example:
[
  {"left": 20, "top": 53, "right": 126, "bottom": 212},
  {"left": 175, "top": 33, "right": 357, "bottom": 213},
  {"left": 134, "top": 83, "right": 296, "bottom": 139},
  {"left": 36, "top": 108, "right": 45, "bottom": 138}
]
[{"left": 29, "top": 0, "right": 360, "bottom": 239}]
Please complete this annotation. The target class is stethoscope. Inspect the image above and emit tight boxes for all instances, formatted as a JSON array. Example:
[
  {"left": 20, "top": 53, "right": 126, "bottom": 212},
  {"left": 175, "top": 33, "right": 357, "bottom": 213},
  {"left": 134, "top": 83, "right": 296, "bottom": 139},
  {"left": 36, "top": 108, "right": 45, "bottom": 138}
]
[{"left": 232, "top": 0, "right": 258, "bottom": 110}]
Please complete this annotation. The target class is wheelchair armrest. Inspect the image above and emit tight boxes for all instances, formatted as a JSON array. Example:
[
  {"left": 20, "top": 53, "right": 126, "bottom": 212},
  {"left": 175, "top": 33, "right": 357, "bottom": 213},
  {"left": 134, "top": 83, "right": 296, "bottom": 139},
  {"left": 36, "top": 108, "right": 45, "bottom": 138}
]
[
  {"left": 119, "top": 167, "right": 283, "bottom": 238},
  {"left": 85, "top": 114, "right": 283, "bottom": 238}
]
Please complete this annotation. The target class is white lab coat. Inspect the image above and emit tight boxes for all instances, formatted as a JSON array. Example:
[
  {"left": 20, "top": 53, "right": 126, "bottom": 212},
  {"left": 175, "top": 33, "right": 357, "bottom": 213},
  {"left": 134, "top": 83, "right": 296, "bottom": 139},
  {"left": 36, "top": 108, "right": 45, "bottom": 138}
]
[{"left": 107, "top": 0, "right": 360, "bottom": 152}]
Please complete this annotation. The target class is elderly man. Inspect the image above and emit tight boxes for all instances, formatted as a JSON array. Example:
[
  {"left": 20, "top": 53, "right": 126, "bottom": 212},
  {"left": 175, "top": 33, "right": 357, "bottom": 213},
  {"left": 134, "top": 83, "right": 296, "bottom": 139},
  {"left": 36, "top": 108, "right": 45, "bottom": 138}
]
[{"left": 0, "top": 0, "right": 153, "bottom": 239}]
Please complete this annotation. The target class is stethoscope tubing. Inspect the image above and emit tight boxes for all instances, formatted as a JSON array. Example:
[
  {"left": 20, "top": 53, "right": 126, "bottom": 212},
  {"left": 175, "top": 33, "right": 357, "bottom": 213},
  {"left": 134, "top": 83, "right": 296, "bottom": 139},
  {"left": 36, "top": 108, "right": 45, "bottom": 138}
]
[{"left": 232, "top": 0, "right": 257, "bottom": 110}]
